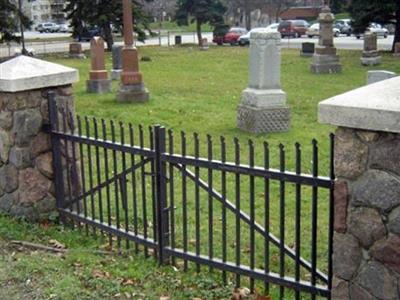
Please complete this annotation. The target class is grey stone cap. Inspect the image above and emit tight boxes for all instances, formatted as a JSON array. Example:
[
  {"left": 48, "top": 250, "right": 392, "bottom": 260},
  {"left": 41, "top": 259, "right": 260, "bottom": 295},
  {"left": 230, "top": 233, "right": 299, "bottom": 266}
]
[
  {"left": 0, "top": 55, "right": 79, "bottom": 92},
  {"left": 250, "top": 31, "right": 281, "bottom": 40},
  {"left": 319, "top": 76, "right": 400, "bottom": 133}
]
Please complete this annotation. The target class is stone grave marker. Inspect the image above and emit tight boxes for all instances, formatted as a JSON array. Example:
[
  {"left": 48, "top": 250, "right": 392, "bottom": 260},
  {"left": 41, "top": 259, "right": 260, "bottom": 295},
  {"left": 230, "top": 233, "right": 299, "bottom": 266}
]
[
  {"left": 367, "top": 70, "right": 396, "bottom": 85},
  {"left": 200, "top": 38, "right": 209, "bottom": 51},
  {"left": 237, "top": 31, "right": 291, "bottom": 133},
  {"left": 310, "top": 6, "right": 342, "bottom": 73},
  {"left": 361, "top": 32, "right": 381, "bottom": 66},
  {"left": 394, "top": 42, "right": 400, "bottom": 57},
  {"left": 300, "top": 42, "right": 315, "bottom": 57},
  {"left": 111, "top": 45, "right": 123, "bottom": 80},
  {"left": 69, "top": 42, "right": 85, "bottom": 59},
  {"left": 86, "top": 37, "right": 111, "bottom": 94}
]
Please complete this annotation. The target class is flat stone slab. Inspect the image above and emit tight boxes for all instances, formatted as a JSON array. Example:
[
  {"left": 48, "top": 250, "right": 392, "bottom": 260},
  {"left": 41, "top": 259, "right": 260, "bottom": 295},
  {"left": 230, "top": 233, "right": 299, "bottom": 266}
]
[
  {"left": 319, "top": 76, "right": 400, "bottom": 133},
  {"left": 0, "top": 55, "right": 79, "bottom": 92}
]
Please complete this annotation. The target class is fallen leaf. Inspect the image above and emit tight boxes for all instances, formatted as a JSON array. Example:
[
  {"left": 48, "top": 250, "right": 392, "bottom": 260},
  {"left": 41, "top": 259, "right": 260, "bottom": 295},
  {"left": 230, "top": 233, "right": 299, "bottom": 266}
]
[
  {"left": 121, "top": 278, "right": 136, "bottom": 286},
  {"left": 159, "top": 297, "right": 170, "bottom": 300},
  {"left": 92, "top": 269, "right": 111, "bottom": 279},
  {"left": 49, "top": 239, "right": 65, "bottom": 249}
]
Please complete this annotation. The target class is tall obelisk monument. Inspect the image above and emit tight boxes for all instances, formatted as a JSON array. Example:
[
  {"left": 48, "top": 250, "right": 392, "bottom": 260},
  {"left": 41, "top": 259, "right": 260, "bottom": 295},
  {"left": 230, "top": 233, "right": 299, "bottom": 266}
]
[{"left": 117, "top": 0, "right": 149, "bottom": 102}]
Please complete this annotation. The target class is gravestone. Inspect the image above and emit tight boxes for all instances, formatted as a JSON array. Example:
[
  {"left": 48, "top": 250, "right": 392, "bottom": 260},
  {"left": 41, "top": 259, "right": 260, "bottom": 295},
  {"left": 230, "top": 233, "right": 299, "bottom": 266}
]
[
  {"left": 117, "top": 0, "right": 149, "bottom": 103},
  {"left": 361, "top": 32, "right": 381, "bottom": 66},
  {"left": 86, "top": 37, "right": 111, "bottom": 94},
  {"left": 394, "top": 42, "right": 400, "bottom": 57},
  {"left": 310, "top": 6, "right": 342, "bottom": 74},
  {"left": 69, "top": 42, "right": 85, "bottom": 59},
  {"left": 237, "top": 32, "right": 291, "bottom": 133},
  {"left": 200, "top": 38, "right": 209, "bottom": 51},
  {"left": 300, "top": 42, "right": 315, "bottom": 57},
  {"left": 111, "top": 45, "right": 123, "bottom": 81},
  {"left": 367, "top": 70, "right": 396, "bottom": 85}
]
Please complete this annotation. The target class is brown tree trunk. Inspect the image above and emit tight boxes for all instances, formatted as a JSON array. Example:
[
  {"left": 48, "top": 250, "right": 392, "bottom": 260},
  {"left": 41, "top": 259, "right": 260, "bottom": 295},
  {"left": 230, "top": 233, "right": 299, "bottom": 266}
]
[
  {"left": 102, "top": 23, "right": 114, "bottom": 51},
  {"left": 393, "top": 0, "right": 400, "bottom": 52},
  {"left": 196, "top": 19, "right": 203, "bottom": 46}
]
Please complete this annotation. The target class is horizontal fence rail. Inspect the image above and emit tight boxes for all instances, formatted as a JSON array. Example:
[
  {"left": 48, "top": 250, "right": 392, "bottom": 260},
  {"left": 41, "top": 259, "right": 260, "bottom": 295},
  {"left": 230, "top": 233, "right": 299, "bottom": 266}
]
[{"left": 48, "top": 93, "right": 335, "bottom": 299}]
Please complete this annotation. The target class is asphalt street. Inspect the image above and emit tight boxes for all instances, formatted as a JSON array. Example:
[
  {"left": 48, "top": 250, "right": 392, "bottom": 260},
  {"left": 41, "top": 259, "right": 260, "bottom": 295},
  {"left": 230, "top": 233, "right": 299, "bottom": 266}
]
[{"left": 0, "top": 31, "right": 395, "bottom": 58}]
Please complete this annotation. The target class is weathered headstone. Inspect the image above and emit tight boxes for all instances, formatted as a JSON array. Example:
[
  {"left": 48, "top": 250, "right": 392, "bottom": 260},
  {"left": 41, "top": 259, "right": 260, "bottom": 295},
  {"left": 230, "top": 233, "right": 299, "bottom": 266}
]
[
  {"left": 0, "top": 55, "right": 80, "bottom": 221},
  {"left": 393, "top": 42, "right": 400, "bottom": 57},
  {"left": 200, "top": 38, "right": 209, "bottom": 51},
  {"left": 367, "top": 70, "right": 396, "bottom": 85},
  {"left": 86, "top": 37, "right": 111, "bottom": 94},
  {"left": 237, "top": 32, "right": 291, "bottom": 133},
  {"left": 117, "top": 0, "right": 149, "bottom": 103},
  {"left": 111, "top": 45, "right": 123, "bottom": 81},
  {"left": 361, "top": 32, "right": 381, "bottom": 66},
  {"left": 69, "top": 42, "right": 85, "bottom": 59},
  {"left": 310, "top": 6, "right": 342, "bottom": 74},
  {"left": 300, "top": 42, "right": 315, "bottom": 57}
]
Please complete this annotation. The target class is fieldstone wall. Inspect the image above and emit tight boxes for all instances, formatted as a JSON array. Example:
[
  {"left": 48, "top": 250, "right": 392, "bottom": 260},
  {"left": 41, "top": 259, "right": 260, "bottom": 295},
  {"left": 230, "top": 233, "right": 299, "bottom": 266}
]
[
  {"left": 0, "top": 85, "right": 77, "bottom": 221},
  {"left": 332, "top": 127, "right": 400, "bottom": 300}
]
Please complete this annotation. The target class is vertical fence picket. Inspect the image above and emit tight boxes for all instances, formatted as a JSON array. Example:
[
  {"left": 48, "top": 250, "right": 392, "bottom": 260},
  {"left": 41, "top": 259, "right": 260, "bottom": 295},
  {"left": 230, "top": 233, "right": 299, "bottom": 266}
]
[
  {"left": 101, "top": 119, "right": 112, "bottom": 246},
  {"left": 93, "top": 118, "right": 104, "bottom": 234},
  {"left": 111, "top": 121, "right": 121, "bottom": 250},
  {"left": 129, "top": 124, "right": 139, "bottom": 253},
  {"left": 279, "top": 144, "right": 286, "bottom": 300},
  {"left": 194, "top": 132, "right": 201, "bottom": 273},
  {"left": 207, "top": 135, "right": 214, "bottom": 272},
  {"left": 77, "top": 116, "right": 89, "bottom": 235},
  {"left": 220, "top": 136, "right": 227, "bottom": 285},
  {"left": 311, "top": 139, "right": 319, "bottom": 300},
  {"left": 168, "top": 130, "right": 176, "bottom": 265},
  {"left": 249, "top": 140, "right": 255, "bottom": 293},
  {"left": 85, "top": 117, "right": 96, "bottom": 234},
  {"left": 328, "top": 134, "right": 335, "bottom": 300},
  {"left": 139, "top": 125, "right": 148, "bottom": 256},
  {"left": 263, "top": 142, "right": 270, "bottom": 295},
  {"left": 181, "top": 131, "right": 188, "bottom": 271},
  {"left": 234, "top": 138, "right": 241, "bottom": 288},
  {"left": 120, "top": 122, "right": 130, "bottom": 250},
  {"left": 295, "top": 142, "right": 302, "bottom": 300}
]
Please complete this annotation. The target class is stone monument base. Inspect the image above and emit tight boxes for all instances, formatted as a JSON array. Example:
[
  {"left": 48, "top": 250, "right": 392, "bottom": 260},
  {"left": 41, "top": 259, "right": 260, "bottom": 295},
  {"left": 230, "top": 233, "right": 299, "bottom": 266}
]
[
  {"left": 69, "top": 53, "right": 86, "bottom": 59},
  {"left": 86, "top": 79, "right": 112, "bottom": 94},
  {"left": 361, "top": 56, "right": 382, "bottom": 66},
  {"left": 237, "top": 104, "right": 291, "bottom": 133},
  {"left": 300, "top": 51, "right": 314, "bottom": 58},
  {"left": 311, "top": 54, "right": 342, "bottom": 74},
  {"left": 111, "top": 69, "right": 122, "bottom": 80},
  {"left": 241, "top": 88, "right": 287, "bottom": 107},
  {"left": 117, "top": 83, "right": 150, "bottom": 103}
]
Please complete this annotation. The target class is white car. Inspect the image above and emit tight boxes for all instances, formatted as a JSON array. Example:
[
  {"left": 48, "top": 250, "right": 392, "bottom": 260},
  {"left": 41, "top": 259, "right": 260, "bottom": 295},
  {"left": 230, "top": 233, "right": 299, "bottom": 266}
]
[
  {"left": 306, "top": 23, "right": 340, "bottom": 38},
  {"left": 238, "top": 26, "right": 277, "bottom": 46},
  {"left": 356, "top": 23, "right": 389, "bottom": 39}
]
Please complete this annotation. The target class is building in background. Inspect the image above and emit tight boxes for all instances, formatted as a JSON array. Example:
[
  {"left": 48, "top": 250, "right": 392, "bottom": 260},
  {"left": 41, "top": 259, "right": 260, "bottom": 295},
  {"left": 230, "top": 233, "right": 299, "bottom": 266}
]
[{"left": 14, "top": 0, "right": 67, "bottom": 27}]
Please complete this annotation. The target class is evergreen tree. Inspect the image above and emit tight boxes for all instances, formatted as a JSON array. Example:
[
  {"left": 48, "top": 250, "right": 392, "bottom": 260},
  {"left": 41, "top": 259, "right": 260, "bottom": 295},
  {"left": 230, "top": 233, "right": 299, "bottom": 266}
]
[
  {"left": 349, "top": 0, "right": 399, "bottom": 51},
  {"left": 175, "top": 0, "right": 227, "bottom": 45},
  {"left": 65, "top": 0, "right": 151, "bottom": 51},
  {"left": 0, "top": 0, "right": 30, "bottom": 44}
]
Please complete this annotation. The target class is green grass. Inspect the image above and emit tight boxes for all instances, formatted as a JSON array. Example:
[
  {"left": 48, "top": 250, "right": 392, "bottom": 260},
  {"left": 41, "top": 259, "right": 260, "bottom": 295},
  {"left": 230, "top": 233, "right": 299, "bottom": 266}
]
[
  {"left": 2, "top": 46, "right": 400, "bottom": 299},
  {"left": 149, "top": 21, "right": 213, "bottom": 33}
]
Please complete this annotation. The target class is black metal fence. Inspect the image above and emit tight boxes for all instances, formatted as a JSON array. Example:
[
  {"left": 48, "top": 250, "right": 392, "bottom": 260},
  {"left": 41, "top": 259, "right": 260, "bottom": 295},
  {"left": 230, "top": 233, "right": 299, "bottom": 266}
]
[{"left": 48, "top": 93, "right": 335, "bottom": 299}]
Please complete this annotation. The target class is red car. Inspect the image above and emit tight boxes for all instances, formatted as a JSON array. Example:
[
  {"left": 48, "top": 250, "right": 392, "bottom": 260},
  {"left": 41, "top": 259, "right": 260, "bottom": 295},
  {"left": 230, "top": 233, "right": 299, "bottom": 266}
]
[{"left": 222, "top": 27, "right": 248, "bottom": 45}]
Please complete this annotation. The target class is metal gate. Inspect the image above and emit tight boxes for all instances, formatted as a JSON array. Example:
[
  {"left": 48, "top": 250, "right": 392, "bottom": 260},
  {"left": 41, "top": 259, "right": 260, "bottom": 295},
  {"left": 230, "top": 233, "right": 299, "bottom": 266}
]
[{"left": 48, "top": 93, "right": 335, "bottom": 299}]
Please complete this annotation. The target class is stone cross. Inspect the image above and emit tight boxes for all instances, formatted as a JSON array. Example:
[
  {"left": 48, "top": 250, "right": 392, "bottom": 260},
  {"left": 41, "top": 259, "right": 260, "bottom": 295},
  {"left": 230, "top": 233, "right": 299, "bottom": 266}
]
[
  {"left": 111, "top": 45, "right": 123, "bottom": 80},
  {"left": 86, "top": 37, "right": 111, "bottom": 93},
  {"left": 237, "top": 32, "right": 291, "bottom": 133},
  {"left": 361, "top": 32, "right": 381, "bottom": 66},
  {"left": 117, "top": 0, "right": 149, "bottom": 102}
]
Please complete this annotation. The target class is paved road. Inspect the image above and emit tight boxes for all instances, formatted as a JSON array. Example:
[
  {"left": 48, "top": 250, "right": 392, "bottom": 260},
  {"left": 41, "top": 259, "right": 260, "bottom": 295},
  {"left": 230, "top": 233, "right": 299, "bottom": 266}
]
[{"left": 0, "top": 31, "right": 395, "bottom": 57}]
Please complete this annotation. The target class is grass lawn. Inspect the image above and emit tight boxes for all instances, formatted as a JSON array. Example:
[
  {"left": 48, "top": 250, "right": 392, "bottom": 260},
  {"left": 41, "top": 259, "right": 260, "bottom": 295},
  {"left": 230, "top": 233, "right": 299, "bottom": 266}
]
[{"left": 1, "top": 46, "right": 400, "bottom": 299}]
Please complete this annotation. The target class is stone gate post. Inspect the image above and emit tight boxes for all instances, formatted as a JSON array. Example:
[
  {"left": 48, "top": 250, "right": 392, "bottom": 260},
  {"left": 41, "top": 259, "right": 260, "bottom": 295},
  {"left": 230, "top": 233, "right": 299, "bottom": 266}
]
[
  {"left": 0, "top": 55, "right": 79, "bottom": 221},
  {"left": 319, "top": 77, "right": 400, "bottom": 299}
]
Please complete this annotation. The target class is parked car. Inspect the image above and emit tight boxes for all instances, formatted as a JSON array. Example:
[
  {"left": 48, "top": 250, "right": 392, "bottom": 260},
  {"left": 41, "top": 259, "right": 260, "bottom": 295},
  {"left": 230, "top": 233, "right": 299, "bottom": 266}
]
[
  {"left": 306, "top": 23, "right": 340, "bottom": 38},
  {"left": 356, "top": 23, "right": 389, "bottom": 39},
  {"left": 335, "top": 19, "right": 353, "bottom": 36},
  {"left": 278, "top": 20, "right": 309, "bottom": 38},
  {"left": 58, "top": 23, "right": 72, "bottom": 33},
  {"left": 77, "top": 27, "right": 102, "bottom": 42},
  {"left": 36, "top": 22, "right": 60, "bottom": 33},
  {"left": 238, "top": 28, "right": 269, "bottom": 46},
  {"left": 265, "top": 23, "right": 280, "bottom": 33},
  {"left": 223, "top": 27, "right": 248, "bottom": 45}
]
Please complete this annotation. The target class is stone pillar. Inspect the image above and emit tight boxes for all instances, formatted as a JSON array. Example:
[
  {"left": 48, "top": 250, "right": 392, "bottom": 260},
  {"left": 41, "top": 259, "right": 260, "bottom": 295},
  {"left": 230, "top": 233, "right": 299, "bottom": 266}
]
[
  {"left": 117, "top": 0, "right": 149, "bottom": 103},
  {"left": 319, "top": 76, "right": 400, "bottom": 300},
  {"left": 111, "top": 45, "right": 123, "bottom": 80},
  {"left": 361, "top": 32, "right": 381, "bottom": 66},
  {"left": 69, "top": 42, "right": 85, "bottom": 59},
  {"left": 86, "top": 37, "right": 111, "bottom": 94},
  {"left": 310, "top": 6, "right": 342, "bottom": 74},
  {"left": 0, "top": 55, "right": 79, "bottom": 221},
  {"left": 237, "top": 32, "right": 291, "bottom": 133}
]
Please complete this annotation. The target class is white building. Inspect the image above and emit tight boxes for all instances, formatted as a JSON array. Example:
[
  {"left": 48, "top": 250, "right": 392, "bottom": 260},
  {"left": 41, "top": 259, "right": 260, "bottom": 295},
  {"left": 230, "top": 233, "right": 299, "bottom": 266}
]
[{"left": 16, "top": 0, "right": 67, "bottom": 26}]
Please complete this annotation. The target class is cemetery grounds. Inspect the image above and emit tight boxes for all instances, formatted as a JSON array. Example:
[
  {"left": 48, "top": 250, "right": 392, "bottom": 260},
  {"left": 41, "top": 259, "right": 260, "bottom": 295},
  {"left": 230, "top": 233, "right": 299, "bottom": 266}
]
[{"left": 1, "top": 46, "right": 399, "bottom": 299}]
